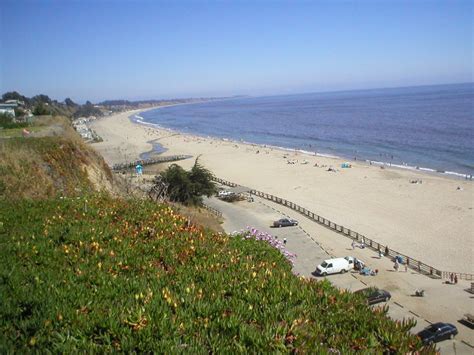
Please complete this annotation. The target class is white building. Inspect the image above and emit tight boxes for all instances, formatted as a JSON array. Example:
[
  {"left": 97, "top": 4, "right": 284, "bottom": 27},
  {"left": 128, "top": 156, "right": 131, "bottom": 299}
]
[{"left": 0, "top": 103, "right": 17, "bottom": 118}]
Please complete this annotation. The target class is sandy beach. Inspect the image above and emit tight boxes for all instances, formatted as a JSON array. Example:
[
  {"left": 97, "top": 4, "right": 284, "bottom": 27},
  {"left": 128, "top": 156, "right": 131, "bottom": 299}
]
[{"left": 90, "top": 108, "right": 474, "bottom": 273}]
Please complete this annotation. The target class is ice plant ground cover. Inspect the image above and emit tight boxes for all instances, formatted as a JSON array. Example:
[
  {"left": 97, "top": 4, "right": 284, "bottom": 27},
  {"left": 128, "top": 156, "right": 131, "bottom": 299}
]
[
  {"left": 243, "top": 227, "right": 297, "bottom": 267},
  {"left": 0, "top": 195, "right": 431, "bottom": 353}
]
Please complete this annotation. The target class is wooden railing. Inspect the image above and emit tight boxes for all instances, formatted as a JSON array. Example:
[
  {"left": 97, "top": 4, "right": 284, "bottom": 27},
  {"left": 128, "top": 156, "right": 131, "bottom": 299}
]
[
  {"left": 212, "top": 177, "right": 473, "bottom": 281},
  {"left": 202, "top": 204, "right": 223, "bottom": 218},
  {"left": 112, "top": 155, "right": 191, "bottom": 171}
]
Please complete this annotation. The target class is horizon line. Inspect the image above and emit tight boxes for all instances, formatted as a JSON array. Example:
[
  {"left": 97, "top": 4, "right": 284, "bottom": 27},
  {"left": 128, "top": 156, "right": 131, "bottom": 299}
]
[{"left": 2, "top": 81, "right": 472, "bottom": 105}]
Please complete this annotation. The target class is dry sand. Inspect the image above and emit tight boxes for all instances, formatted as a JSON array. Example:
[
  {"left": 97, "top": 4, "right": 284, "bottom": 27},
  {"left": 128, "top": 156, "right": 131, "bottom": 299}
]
[{"left": 90, "top": 108, "right": 474, "bottom": 273}]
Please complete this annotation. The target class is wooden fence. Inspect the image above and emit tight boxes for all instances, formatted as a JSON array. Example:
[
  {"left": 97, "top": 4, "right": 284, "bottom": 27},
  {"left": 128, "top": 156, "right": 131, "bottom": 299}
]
[
  {"left": 112, "top": 155, "right": 191, "bottom": 171},
  {"left": 212, "top": 177, "right": 473, "bottom": 281},
  {"left": 202, "top": 204, "right": 223, "bottom": 218}
]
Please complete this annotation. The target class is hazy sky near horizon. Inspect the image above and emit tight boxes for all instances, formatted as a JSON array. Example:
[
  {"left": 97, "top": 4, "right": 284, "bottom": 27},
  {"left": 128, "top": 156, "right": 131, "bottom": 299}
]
[{"left": 0, "top": 0, "right": 472, "bottom": 102}]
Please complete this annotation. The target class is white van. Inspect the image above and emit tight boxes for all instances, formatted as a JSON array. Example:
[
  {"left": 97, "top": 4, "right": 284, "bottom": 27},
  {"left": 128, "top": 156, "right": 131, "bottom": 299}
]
[
  {"left": 316, "top": 258, "right": 350, "bottom": 276},
  {"left": 344, "top": 256, "right": 364, "bottom": 270}
]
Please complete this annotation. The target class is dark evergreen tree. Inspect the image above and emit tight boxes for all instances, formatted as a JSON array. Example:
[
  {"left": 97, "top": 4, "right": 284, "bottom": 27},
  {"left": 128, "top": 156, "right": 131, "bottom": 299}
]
[{"left": 160, "top": 158, "right": 216, "bottom": 205}]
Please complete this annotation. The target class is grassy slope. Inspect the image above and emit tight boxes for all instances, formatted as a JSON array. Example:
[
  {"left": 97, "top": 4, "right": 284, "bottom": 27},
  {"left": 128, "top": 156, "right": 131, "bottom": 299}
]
[
  {"left": 0, "top": 196, "right": 428, "bottom": 353},
  {"left": 0, "top": 117, "right": 113, "bottom": 200}
]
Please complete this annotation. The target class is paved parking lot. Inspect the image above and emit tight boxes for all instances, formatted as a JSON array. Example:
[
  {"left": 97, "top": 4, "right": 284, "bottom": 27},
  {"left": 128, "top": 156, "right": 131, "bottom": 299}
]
[{"left": 205, "top": 195, "right": 474, "bottom": 354}]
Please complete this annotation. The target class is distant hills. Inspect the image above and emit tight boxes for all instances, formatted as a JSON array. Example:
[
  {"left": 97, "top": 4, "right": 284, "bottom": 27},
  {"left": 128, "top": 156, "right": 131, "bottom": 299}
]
[{"left": 1, "top": 91, "right": 239, "bottom": 120}]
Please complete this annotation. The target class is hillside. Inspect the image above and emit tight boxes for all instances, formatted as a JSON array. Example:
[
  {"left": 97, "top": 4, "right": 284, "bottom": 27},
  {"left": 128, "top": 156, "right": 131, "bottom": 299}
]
[
  {"left": 0, "top": 118, "right": 430, "bottom": 352},
  {"left": 0, "top": 116, "right": 115, "bottom": 200},
  {"left": 0, "top": 196, "right": 428, "bottom": 352}
]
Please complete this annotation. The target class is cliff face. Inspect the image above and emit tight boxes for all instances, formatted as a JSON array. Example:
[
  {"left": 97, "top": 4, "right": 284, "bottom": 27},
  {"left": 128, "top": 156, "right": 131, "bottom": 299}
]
[{"left": 0, "top": 117, "right": 115, "bottom": 200}]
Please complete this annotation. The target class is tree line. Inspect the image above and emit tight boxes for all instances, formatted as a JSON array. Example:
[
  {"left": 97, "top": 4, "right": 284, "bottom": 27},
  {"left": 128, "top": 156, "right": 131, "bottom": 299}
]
[{"left": 1, "top": 91, "right": 102, "bottom": 119}]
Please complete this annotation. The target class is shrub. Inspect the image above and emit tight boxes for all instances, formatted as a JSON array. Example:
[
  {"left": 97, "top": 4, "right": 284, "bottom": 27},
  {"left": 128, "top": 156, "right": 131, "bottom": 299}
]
[
  {"left": 160, "top": 158, "right": 217, "bottom": 205},
  {"left": 33, "top": 102, "right": 51, "bottom": 116},
  {"left": 0, "top": 113, "right": 28, "bottom": 129}
]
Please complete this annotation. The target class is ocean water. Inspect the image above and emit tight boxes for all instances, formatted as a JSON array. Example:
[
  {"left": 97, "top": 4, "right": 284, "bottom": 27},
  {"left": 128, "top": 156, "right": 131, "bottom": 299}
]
[{"left": 138, "top": 83, "right": 474, "bottom": 177}]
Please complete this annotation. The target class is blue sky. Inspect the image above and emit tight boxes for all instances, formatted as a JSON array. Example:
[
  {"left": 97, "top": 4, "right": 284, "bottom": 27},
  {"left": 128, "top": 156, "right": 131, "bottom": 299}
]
[{"left": 0, "top": 0, "right": 472, "bottom": 102}]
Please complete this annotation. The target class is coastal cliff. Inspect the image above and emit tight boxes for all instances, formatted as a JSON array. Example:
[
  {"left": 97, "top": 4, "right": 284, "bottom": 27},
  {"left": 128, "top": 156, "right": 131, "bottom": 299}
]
[{"left": 0, "top": 116, "right": 115, "bottom": 200}]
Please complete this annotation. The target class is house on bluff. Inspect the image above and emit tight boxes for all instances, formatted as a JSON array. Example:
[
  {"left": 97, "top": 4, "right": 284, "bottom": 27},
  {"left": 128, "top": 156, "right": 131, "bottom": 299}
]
[{"left": 0, "top": 102, "right": 17, "bottom": 119}]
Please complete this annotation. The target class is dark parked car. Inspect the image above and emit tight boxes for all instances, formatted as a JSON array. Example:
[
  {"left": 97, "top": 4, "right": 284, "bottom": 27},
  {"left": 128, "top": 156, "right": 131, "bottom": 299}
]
[
  {"left": 417, "top": 323, "right": 458, "bottom": 345},
  {"left": 273, "top": 218, "right": 298, "bottom": 227},
  {"left": 354, "top": 287, "right": 391, "bottom": 305}
]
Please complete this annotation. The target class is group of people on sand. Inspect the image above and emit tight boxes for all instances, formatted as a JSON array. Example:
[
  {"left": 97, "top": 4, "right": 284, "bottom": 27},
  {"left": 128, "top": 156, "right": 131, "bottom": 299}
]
[
  {"left": 313, "top": 162, "right": 339, "bottom": 172},
  {"left": 392, "top": 259, "right": 407, "bottom": 272},
  {"left": 287, "top": 159, "right": 310, "bottom": 164},
  {"left": 285, "top": 158, "right": 340, "bottom": 173},
  {"left": 352, "top": 241, "right": 413, "bottom": 274}
]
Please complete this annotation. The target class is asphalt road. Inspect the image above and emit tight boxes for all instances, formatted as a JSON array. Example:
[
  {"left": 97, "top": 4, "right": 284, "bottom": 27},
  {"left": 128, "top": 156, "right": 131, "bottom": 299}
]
[{"left": 204, "top": 195, "right": 474, "bottom": 354}]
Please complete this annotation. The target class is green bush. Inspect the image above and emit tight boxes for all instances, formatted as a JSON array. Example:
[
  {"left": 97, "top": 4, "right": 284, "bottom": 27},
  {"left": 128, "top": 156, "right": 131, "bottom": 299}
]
[
  {"left": 0, "top": 113, "right": 28, "bottom": 129},
  {"left": 161, "top": 158, "right": 217, "bottom": 206},
  {"left": 0, "top": 196, "right": 430, "bottom": 353},
  {"left": 33, "top": 102, "right": 51, "bottom": 116}
]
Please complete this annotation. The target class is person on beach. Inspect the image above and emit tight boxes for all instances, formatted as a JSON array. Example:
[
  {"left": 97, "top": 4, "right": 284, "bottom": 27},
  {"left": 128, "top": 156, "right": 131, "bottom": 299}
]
[
  {"left": 135, "top": 164, "right": 143, "bottom": 176},
  {"left": 351, "top": 241, "right": 356, "bottom": 250},
  {"left": 283, "top": 238, "right": 287, "bottom": 245},
  {"left": 379, "top": 250, "right": 383, "bottom": 258},
  {"left": 394, "top": 261, "right": 399, "bottom": 272},
  {"left": 450, "top": 273, "right": 454, "bottom": 284},
  {"left": 454, "top": 274, "right": 458, "bottom": 284}
]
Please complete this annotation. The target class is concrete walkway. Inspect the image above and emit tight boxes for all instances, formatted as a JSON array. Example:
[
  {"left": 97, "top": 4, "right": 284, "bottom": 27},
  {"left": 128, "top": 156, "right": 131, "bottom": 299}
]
[{"left": 205, "top": 195, "right": 474, "bottom": 354}]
